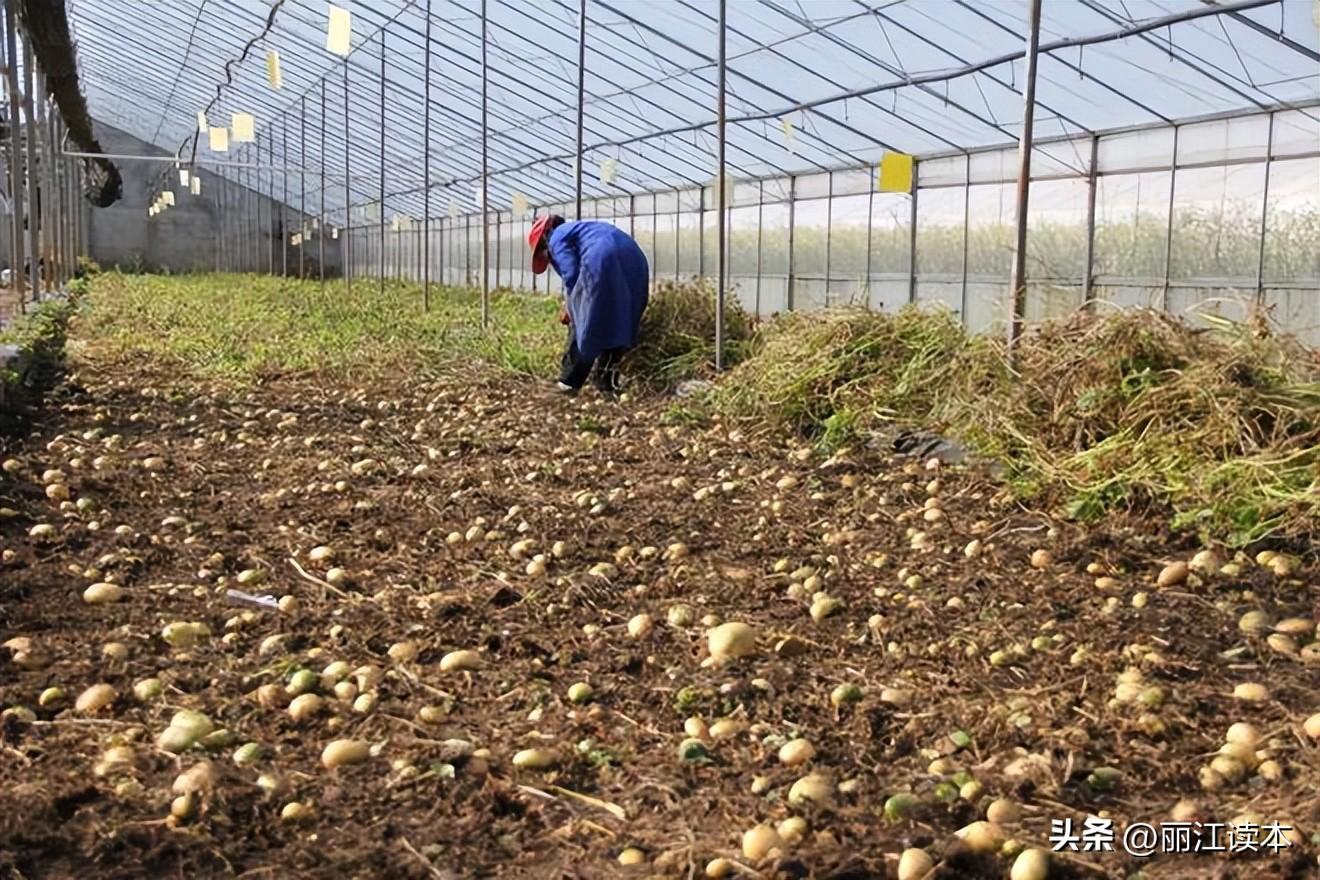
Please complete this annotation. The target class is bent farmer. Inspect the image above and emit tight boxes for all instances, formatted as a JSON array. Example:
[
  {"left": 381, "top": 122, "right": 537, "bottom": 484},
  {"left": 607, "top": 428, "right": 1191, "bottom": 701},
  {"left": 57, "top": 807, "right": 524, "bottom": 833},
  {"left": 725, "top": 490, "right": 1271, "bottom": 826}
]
[{"left": 528, "top": 215, "right": 649, "bottom": 394}]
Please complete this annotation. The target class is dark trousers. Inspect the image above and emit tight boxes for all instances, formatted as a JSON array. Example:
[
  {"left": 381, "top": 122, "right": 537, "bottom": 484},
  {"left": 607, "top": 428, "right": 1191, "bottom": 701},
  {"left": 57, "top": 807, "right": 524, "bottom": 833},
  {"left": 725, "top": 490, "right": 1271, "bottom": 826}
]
[{"left": 559, "top": 327, "right": 626, "bottom": 391}]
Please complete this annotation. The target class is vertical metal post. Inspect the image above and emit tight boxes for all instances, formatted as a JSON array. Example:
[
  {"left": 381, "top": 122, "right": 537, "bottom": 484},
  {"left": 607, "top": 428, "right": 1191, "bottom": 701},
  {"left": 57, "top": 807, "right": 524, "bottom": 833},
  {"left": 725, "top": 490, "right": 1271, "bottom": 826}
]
[
  {"left": 1007, "top": 0, "right": 1042, "bottom": 351},
  {"left": 574, "top": 0, "right": 587, "bottom": 218},
  {"left": 282, "top": 117, "right": 289, "bottom": 276},
  {"left": 494, "top": 212, "right": 501, "bottom": 289},
  {"left": 2, "top": 5, "right": 20, "bottom": 303},
  {"left": 46, "top": 113, "right": 57, "bottom": 287},
  {"left": 22, "top": 32, "right": 40, "bottom": 302},
  {"left": 423, "top": 0, "right": 432, "bottom": 309},
  {"left": 1161, "top": 125, "right": 1179, "bottom": 311},
  {"left": 34, "top": 83, "right": 47, "bottom": 288},
  {"left": 864, "top": 178, "right": 874, "bottom": 310},
  {"left": 42, "top": 99, "right": 54, "bottom": 287},
  {"left": 755, "top": 181, "right": 764, "bottom": 315},
  {"left": 824, "top": 171, "right": 833, "bottom": 306},
  {"left": 319, "top": 79, "right": 326, "bottom": 287},
  {"left": 907, "top": 165, "right": 918, "bottom": 304},
  {"left": 56, "top": 125, "right": 67, "bottom": 285},
  {"left": 265, "top": 133, "right": 273, "bottom": 275},
  {"left": 480, "top": 0, "right": 489, "bottom": 326},
  {"left": 215, "top": 178, "right": 224, "bottom": 272},
  {"left": 247, "top": 154, "right": 255, "bottom": 272},
  {"left": 960, "top": 153, "right": 971, "bottom": 321},
  {"left": 698, "top": 186, "right": 705, "bottom": 279},
  {"left": 379, "top": 31, "right": 387, "bottom": 292},
  {"left": 237, "top": 158, "right": 245, "bottom": 271},
  {"left": 343, "top": 61, "right": 351, "bottom": 294},
  {"left": 786, "top": 175, "right": 796, "bottom": 311},
  {"left": 673, "top": 188, "right": 681, "bottom": 282},
  {"left": 1081, "top": 134, "right": 1099, "bottom": 306},
  {"left": 1254, "top": 112, "right": 1273, "bottom": 306},
  {"left": 299, "top": 97, "right": 306, "bottom": 279},
  {"left": 51, "top": 110, "right": 63, "bottom": 288},
  {"left": 714, "top": 0, "right": 727, "bottom": 370}
]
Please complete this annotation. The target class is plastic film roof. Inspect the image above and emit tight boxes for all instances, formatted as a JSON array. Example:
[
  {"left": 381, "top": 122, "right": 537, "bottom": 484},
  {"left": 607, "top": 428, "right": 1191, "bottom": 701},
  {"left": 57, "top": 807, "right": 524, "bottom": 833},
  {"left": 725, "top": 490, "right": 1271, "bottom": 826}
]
[{"left": 66, "top": 0, "right": 1320, "bottom": 222}]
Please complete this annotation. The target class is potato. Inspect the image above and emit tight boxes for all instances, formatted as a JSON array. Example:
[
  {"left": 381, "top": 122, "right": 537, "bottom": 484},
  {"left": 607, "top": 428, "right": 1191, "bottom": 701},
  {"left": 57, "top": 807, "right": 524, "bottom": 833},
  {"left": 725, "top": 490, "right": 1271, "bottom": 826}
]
[{"left": 321, "top": 739, "right": 371, "bottom": 769}]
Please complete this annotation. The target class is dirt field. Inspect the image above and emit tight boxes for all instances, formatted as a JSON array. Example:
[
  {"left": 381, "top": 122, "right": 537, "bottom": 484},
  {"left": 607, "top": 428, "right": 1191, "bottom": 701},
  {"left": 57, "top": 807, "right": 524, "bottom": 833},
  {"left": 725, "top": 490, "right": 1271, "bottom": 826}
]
[{"left": 2, "top": 344, "right": 1319, "bottom": 879}]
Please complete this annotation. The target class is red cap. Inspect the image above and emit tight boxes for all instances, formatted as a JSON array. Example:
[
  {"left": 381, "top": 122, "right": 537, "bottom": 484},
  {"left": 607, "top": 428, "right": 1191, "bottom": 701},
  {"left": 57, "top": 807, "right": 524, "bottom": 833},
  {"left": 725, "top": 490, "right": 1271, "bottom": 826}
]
[{"left": 528, "top": 215, "right": 554, "bottom": 274}]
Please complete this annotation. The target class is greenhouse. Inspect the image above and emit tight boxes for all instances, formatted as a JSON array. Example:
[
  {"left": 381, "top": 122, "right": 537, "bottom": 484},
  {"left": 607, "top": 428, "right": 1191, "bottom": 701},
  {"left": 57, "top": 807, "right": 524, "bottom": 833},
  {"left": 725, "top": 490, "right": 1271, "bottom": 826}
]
[{"left": 1, "top": 0, "right": 1320, "bottom": 877}]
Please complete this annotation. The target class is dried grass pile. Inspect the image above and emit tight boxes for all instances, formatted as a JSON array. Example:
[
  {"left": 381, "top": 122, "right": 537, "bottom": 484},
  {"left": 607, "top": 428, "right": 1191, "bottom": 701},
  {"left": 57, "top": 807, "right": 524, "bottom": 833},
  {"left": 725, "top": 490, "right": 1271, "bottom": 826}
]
[{"left": 716, "top": 304, "right": 1320, "bottom": 544}]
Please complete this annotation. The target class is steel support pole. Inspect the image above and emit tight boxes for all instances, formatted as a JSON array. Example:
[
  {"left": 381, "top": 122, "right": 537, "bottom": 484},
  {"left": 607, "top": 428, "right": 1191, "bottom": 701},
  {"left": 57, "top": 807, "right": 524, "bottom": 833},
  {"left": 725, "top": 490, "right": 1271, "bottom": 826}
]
[
  {"left": 2, "top": 5, "right": 20, "bottom": 303},
  {"left": 756, "top": 181, "right": 764, "bottom": 315},
  {"left": 244, "top": 149, "right": 253, "bottom": 272},
  {"left": 282, "top": 118, "right": 289, "bottom": 276},
  {"left": 22, "top": 33, "right": 40, "bottom": 302},
  {"left": 960, "top": 153, "right": 970, "bottom": 321},
  {"left": 299, "top": 97, "right": 306, "bottom": 279},
  {"left": 574, "top": 0, "right": 587, "bottom": 218},
  {"left": 46, "top": 113, "right": 56, "bottom": 287},
  {"left": 864, "top": 179, "right": 874, "bottom": 310},
  {"left": 423, "top": 0, "right": 432, "bottom": 310},
  {"left": 265, "top": 133, "right": 273, "bottom": 275},
  {"left": 824, "top": 172, "right": 833, "bottom": 306},
  {"left": 1081, "top": 134, "right": 1099, "bottom": 306},
  {"left": 698, "top": 186, "right": 705, "bottom": 279},
  {"left": 786, "top": 176, "right": 796, "bottom": 311},
  {"left": 673, "top": 188, "right": 681, "bottom": 282},
  {"left": 343, "top": 61, "right": 351, "bottom": 294},
  {"left": 1161, "top": 126, "right": 1179, "bottom": 311},
  {"left": 907, "top": 165, "right": 919, "bottom": 304},
  {"left": 714, "top": 0, "right": 727, "bottom": 370},
  {"left": 51, "top": 111, "right": 63, "bottom": 288},
  {"left": 217, "top": 179, "right": 225, "bottom": 271},
  {"left": 1007, "top": 0, "right": 1042, "bottom": 352},
  {"left": 1254, "top": 112, "right": 1274, "bottom": 306},
  {"left": 320, "top": 80, "right": 326, "bottom": 287},
  {"left": 379, "top": 31, "right": 387, "bottom": 291},
  {"left": 480, "top": 0, "right": 489, "bottom": 327}
]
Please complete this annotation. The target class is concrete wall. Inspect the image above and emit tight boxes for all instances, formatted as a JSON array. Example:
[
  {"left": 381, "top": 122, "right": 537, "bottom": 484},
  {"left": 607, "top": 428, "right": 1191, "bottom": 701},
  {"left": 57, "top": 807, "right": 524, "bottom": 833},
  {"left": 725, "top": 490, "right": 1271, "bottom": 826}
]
[{"left": 86, "top": 122, "right": 341, "bottom": 276}]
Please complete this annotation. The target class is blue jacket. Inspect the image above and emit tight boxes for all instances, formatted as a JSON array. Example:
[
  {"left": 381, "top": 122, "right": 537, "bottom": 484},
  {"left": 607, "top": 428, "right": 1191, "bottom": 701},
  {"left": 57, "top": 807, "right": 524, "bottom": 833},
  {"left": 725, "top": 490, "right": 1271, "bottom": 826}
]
[{"left": 547, "top": 221, "right": 650, "bottom": 361}]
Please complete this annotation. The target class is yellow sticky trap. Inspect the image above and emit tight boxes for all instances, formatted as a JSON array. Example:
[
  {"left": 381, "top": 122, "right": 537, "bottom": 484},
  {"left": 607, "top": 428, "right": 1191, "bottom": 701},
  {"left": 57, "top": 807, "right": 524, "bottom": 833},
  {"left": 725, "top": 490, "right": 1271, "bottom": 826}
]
[
  {"left": 191, "top": 176, "right": 202, "bottom": 196},
  {"left": 327, "top": 5, "right": 352, "bottom": 56},
  {"left": 878, "top": 152, "right": 914, "bottom": 193},
  {"left": 599, "top": 158, "right": 618, "bottom": 185},
  {"left": 209, "top": 126, "right": 229, "bottom": 152},
  {"left": 511, "top": 193, "right": 528, "bottom": 215},
  {"left": 331, "top": 227, "right": 340, "bottom": 240},
  {"left": 780, "top": 117, "right": 796, "bottom": 153},
  {"left": 266, "top": 49, "right": 284, "bottom": 90},
  {"left": 448, "top": 200, "right": 459, "bottom": 220},
  {"left": 163, "top": 191, "right": 175, "bottom": 207},
  {"left": 292, "top": 233, "right": 302, "bottom": 246},
  {"left": 179, "top": 169, "right": 190, "bottom": 186},
  {"left": 197, "top": 111, "right": 207, "bottom": 133},
  {"left": 232, "top": 113, "right": 255, "bottom": 143}
]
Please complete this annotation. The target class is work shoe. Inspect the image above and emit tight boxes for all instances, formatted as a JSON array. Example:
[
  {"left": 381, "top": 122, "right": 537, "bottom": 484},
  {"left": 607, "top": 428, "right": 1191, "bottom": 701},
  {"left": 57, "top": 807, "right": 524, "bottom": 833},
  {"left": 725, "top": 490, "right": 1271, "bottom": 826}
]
[
  {"left": 555, "top": 381, "right": 579, "bottom": 396},
  {"left": 594, "top": 369, "right": 624, "bottom": 395}
]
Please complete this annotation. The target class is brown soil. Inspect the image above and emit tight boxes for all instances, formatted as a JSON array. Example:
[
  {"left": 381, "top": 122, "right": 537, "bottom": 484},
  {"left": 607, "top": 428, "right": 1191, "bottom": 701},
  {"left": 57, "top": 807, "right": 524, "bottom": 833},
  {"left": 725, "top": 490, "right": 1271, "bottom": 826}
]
[{"left": 1, "top": 350, "right": 1318, "bottom": 879}]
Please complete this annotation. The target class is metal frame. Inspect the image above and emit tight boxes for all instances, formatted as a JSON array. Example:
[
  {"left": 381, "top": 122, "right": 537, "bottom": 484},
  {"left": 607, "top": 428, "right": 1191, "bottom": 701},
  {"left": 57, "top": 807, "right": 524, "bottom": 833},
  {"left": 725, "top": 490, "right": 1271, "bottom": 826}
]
[{"left": 30, "top": 0, "right": 1317, "bottom": 348}]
